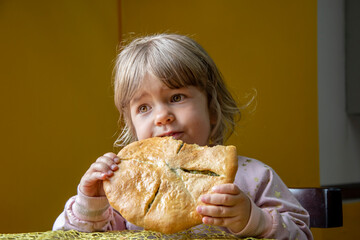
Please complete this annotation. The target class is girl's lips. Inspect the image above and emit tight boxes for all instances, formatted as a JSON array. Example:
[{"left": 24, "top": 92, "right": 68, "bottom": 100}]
[
  {"left": 170, "top": 132, "right": 183, "bottom": 140},
  {"left": 160, "top": 132, "right": 183, "bottom": 140}
]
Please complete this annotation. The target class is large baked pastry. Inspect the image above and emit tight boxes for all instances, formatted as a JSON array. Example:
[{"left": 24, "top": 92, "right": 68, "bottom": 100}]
[{"left": 103, "top": 137, "right": 238, "bottom": 234}]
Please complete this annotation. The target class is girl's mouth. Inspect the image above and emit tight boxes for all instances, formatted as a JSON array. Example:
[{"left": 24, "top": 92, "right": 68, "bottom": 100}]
[{"left": 161, "top": 132, "right": 183, "bottom": 140}]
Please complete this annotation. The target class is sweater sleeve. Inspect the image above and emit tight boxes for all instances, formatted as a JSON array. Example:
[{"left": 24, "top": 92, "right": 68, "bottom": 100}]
[
  {"left": 232, "top": 157, "right": 313, "bottom": 240},
  {"left": 52, "top": 186, "right": 126, "bottom": 232}
]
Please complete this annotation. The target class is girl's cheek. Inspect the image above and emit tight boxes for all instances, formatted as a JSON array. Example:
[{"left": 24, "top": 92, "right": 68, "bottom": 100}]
[{"left": 135, "top": 124, "right": 151, "bottom": 140}]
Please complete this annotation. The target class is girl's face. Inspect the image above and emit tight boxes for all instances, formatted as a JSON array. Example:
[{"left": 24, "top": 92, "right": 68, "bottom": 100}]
[{"left": 129, "top": 74, "right": 213, "bottom": 146}]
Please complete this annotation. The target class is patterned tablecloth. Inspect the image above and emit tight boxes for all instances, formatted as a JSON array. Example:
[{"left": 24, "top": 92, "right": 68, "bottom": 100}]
[{"left": 0, "top": 229, "right": 273, "bottom": 239}]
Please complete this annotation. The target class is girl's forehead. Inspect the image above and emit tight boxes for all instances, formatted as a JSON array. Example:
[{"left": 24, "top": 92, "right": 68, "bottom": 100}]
[
  {"left": 130, "top": 75, "right": 160, "bottom": 100},
  {"left": 123, "top": 64, "right": 206, "bottom": 107},
  {"left": 130, "top": 74, "right": 179, "bottom": 99},
  {"left": 134, "top": 72, "right": 187, "bottom": 91}
]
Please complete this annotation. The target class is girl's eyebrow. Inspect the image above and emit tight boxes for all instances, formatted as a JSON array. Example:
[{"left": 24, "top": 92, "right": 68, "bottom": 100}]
[
  {"left": 130, "top": 92, "right": 148, "bottom": 104},
  {"left": 131, "top": 86, "right": 188, "bottom": 104}
]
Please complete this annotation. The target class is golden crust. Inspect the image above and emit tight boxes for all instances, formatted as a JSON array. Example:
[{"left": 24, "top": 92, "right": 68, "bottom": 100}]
[{"left": 103, "top": 137, "right": 238, "bottom": 234}]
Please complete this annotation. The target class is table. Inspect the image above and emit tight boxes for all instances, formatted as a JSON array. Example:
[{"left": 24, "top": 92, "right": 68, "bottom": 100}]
[{"left": 0, "top": 229, "right": 273, "bottom": 239}]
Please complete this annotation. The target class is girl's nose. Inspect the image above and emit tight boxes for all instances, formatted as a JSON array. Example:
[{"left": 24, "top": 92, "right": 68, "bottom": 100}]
[{"left": 154, "top": 106, "right": 175, "bottom": 126}]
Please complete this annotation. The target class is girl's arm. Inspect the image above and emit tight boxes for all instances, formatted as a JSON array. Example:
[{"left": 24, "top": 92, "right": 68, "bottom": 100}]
[
  {"left": 53, "top": 152, "right": 126, "bottom": 232},
  {"left": 198, "top": 156, "right": 313, "bottom": 240},
  {"left": 52, "top": 186, "right": 126, "bottom": 232},
  {"left": 234, "top": 157, "right": 313, "bottom": 239}
]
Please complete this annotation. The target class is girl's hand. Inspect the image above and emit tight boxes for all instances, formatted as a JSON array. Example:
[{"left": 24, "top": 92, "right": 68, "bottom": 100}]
[
  {"left": 196, "top": 183, "right": 251, "bottom": 233},
  {"left": 79, "top": 152, "right": 120, "bottom": 197}
]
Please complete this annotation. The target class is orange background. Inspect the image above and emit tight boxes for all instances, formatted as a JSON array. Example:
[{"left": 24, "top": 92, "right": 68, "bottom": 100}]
[
  {"left": 0, "top": 0, "right": 358, "bottom": 239},
  {"left": 0, "top": 0, "right": 119, "bottom": 233},
  {"left": 121, "top": 0, "right": 319, "bottom": 188}
]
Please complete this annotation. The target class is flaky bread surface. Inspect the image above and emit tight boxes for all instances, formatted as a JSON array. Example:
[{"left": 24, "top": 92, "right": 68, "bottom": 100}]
[{"left": 103, "top": 137, "right": 238, "bottom": 234}]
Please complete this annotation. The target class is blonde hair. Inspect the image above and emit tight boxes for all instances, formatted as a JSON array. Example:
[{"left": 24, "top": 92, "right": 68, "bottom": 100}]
[{"left": 113, "top": 33, "right": 240, "bottom": 147}]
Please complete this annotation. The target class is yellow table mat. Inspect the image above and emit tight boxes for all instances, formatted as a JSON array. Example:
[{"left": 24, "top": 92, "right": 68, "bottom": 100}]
[{"left": 0, "top": 229, "right": 273, "bottom": 239}]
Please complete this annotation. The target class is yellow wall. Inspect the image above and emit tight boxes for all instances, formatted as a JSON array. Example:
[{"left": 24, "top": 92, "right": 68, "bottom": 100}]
[
  {"left": 120, "top": 0, "right": 319, "bottom": 188},
  {"left": 0, "top": 0, "right": 119, "bottom": 233},
  {"left": 120, "top": 0, "right": 359, "bottom": 239},
  {"left": 1, "top": 0, "right": 355, "bottom": 238}
]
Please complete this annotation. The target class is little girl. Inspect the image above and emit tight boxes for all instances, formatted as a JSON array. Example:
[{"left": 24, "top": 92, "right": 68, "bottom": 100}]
[{"left": 53, "top": 34, "right": 313, "bottom": 239}]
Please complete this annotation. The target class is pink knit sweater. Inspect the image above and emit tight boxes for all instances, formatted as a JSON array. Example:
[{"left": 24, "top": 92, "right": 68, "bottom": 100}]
[{"left": 53, "top": 156, "right": 313, "bottom": 240}]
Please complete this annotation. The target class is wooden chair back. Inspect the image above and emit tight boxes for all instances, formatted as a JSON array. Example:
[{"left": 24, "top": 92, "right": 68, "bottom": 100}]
[{"left": 289, "top": 188, "right": 343, "bottom": 228}]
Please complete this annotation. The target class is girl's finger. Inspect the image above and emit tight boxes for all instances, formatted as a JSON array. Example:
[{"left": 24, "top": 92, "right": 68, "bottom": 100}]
[
  {"left": 211, "top": 184, "right": 241, "bottom": 195},
  {"left": 103, "top": 152, "right": 120, "bottom": 163},
  {"left": 88, "top": 162, "right": 116, "bottom": 176},
  {"left": 95, "top": 157, "right": 119, "bottom": 171},
  {"left": 201, "top": 215, "right": 239, "bottom": 227},
  {"left": 196, "top": 205, "right": 237, "bottom": 218},
  {"left": 83, "top": 171, "right": 109, "bottom": 183},
  {"left": 200, "top": 193, "right": 238, "bottom": 206}
]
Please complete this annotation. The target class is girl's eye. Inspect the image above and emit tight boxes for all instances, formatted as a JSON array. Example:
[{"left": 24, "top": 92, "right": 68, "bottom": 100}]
[
  {"left": 138, "top": 105, "right": 150, "bottom": 113},
  {"left": 171, "top": 94, "right": 184, "bottom": 102}
]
